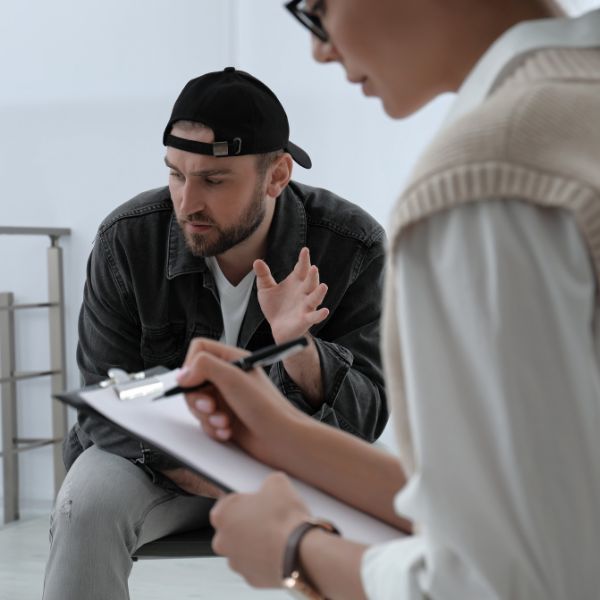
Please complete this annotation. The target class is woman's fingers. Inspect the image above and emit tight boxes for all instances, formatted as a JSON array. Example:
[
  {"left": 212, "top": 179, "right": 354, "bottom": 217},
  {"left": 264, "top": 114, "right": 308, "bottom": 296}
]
[
  {"left": 182, "top": 337, "right": 249, "bottom": 375},
  {"left": 185, "top": 385, "right": 235, "bottom": 441},
  {"left": 181, "top": 345, "right": 278, "bottom": 432},
  {"left": 179, "top": 338, "right": 249, "bottom": 390},
  {"left": 180, "top": 337, "right": 299, "bottom": 451}
]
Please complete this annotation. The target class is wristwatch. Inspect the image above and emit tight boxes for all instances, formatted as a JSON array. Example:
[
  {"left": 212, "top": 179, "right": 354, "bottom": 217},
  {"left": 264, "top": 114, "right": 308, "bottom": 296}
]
[{"left": 281, "top": 518, "right": 340, "bottom": 599}]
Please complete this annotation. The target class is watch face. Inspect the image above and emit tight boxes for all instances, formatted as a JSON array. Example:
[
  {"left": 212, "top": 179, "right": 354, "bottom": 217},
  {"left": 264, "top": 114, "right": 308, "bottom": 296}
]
[
  {"left": 282, "top": 582, "right": 309, "bottom": 598},
  {"left": 282, "top": 574, "right": 321, "bottom": 599}
]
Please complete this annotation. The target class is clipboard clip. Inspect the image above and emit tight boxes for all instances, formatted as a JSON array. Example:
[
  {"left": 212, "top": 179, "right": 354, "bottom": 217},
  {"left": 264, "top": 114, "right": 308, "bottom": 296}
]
[{"left": 99, "top": 368, "right": 165, "bottom": 402}]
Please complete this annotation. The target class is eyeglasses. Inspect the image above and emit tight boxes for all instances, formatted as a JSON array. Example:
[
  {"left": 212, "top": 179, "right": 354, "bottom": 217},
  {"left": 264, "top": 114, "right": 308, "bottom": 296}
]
[{"left": 284, "top": 0, "right": 329, "bottom": 43}]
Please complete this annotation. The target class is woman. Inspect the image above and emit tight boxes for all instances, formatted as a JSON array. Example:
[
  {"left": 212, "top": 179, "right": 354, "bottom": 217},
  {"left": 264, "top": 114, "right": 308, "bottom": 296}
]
[{"left": 178, "top": 1, "right": 600, "bottom": 598}]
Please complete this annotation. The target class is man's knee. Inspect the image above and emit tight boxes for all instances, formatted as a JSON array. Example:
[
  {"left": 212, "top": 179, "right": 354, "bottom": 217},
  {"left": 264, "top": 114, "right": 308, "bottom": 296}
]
[{"left": 51, "top": 446, "right": 158, "bottom": 535}]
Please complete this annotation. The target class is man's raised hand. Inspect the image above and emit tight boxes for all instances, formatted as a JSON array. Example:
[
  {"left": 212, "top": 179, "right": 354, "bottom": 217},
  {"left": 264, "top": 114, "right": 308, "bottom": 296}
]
[{"left": 254, "top": 247, "right": 329, "bottom": 343}]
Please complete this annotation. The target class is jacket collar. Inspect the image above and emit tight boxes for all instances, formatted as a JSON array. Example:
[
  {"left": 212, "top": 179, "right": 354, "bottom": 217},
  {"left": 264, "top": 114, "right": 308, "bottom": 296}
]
[
  {"left": 166, "top": 214, "right": 207, "bottom": 280},
  {"left": 447, "top": 8, "right": 600, "bottom": 125},
  {"left": 263, "top": 184, "right": 307, "bottom": 280},
  {"left": 166, "top": 183, "right": 307, "bottom": 281}
]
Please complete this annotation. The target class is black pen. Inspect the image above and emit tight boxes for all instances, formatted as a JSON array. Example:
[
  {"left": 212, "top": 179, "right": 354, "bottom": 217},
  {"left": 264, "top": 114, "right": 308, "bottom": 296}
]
[{"left": 154, "top": 336, "right": 309, "bottom": 400}]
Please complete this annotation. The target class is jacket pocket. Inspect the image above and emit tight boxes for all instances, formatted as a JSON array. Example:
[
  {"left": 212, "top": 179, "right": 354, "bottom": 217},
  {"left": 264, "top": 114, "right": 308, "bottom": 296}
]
[{"left": 140, "top": 323, "right": 187, "bottom": 368}]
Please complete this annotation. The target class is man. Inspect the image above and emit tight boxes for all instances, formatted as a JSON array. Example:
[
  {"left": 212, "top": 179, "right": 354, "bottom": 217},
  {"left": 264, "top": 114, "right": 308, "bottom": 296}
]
[
  {"left": 43, "top": 67, "right": 387, "bottom": 600},
  {"left": 178, "top": 2, "right": 600, "bottom": 599}
]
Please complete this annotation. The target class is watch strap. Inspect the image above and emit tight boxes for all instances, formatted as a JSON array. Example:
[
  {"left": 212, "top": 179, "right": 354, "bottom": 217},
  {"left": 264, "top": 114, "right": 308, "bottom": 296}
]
[{"left": 282, "top": 518, "right": 340, "bottom": 589}]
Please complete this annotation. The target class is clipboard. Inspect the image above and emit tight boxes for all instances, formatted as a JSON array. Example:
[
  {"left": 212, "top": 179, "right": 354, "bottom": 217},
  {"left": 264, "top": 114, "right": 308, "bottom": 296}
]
[
  {"left": 57, "top": 365, "right": 172, "bottom": 410},
  {"left": 55, "top": 366, "right": 404, "bottom": 545}
]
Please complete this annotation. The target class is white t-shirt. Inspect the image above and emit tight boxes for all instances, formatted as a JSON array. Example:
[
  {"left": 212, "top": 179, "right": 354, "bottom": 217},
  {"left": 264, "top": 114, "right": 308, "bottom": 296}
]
[{"left": 205, "top": 257, "right": 256, "bottom": 347}]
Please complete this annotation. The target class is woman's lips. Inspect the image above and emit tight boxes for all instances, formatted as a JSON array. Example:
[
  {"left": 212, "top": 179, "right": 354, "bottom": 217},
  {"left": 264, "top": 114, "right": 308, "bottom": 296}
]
[
  {"left": 348, "top": 74, "right": 373, "bottom": 96},
  {"left": 361, "top": 79, "right": 374, "bottom": 96}
]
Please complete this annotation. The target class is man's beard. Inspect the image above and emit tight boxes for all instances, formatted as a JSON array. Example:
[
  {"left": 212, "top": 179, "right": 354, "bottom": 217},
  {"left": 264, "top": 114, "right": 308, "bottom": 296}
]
[{"left": 179, "top": 179, "right": 267, "bottom": 257}]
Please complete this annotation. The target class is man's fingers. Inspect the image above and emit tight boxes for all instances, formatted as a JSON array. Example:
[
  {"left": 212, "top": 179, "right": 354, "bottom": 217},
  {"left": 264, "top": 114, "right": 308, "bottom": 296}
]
[
  {"left": 306, "top": 307, "right": 329, "bottom": 325},
  {"left": 306, "top": 282, "right": 328, "bottom": 308},
  {"left": 253, "top": 259, "right": 277, "bottom": 290},
  {"left": 294, "top": 247, "right": 311, "bottom": 279},
  {"left": 302, "top": 264, "right": 320, "bottom": 293}
]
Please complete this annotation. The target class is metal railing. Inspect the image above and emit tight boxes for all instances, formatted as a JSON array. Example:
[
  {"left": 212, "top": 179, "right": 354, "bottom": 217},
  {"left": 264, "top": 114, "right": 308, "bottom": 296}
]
[{"left": 0, "top": 226, "right": 70, "bottom": 523}]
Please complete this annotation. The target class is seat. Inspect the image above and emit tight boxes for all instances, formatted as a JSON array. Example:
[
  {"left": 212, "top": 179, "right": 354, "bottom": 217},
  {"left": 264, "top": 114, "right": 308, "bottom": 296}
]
[
  {"left": 132, "top": 435, "right": 397, "bottom": 561},
  {"left": 132, "top": 526, "right": 216, "bottom": 560}
]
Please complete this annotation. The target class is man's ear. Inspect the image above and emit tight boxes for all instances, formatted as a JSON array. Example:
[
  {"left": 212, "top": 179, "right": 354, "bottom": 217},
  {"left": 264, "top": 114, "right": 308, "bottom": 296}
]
[{"left": 265, "top": 153, "right": 293, "bottom": 199}]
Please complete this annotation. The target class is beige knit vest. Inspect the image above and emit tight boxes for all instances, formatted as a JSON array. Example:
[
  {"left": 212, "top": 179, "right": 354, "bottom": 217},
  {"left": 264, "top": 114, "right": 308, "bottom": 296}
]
[{"left": 383, "top": 47, "right": 600, "bottom": 476}]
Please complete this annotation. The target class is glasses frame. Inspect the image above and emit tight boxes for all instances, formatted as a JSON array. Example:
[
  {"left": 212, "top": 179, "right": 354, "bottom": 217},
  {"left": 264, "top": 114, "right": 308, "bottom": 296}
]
[{"left": 284, "top": 0, "right": 329, "bottom": 43}]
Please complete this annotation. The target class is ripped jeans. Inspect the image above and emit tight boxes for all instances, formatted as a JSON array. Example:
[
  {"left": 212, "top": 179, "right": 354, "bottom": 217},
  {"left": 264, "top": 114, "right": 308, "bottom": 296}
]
[{"left": 42, "top": 445, "right": 214, "bottom": 600}]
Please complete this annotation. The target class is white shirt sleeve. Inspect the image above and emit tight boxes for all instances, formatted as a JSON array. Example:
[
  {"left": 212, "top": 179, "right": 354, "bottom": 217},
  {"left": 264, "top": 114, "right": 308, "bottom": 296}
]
[{"left": 362, "top": 199, "right": 600, "bottom": 599}]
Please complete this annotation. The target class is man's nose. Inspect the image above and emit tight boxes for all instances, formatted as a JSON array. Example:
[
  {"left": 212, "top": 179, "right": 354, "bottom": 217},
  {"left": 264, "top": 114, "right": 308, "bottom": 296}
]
[
  {"left": 179, "top": 182, "right": 205, "bottom": 215},
  {"left": 311, "top": 35, "right": 341, "bottom": 63}
]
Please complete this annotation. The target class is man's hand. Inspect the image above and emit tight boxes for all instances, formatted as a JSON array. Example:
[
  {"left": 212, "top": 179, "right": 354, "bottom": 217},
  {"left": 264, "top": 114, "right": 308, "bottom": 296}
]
[
  {"left": 161, "top": 467, "right": 225, "bottom": 499},
  {"left": 254, "top": 247, "right": 329, "bottom": 343},
  {"left": 210, "top": 472, "right": 311, "bottom": 588}
]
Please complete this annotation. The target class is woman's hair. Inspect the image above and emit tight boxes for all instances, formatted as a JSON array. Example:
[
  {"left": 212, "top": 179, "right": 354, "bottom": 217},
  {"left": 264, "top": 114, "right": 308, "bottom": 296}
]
[{"left": 538, "top": 0, "right": 567, "bottom": 15}]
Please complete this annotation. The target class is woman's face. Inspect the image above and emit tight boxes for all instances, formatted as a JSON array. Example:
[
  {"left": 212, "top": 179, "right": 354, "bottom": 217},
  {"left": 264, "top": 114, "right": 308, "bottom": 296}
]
[
  {"left": 309, "top": 0, "right": 460, "bottom": 118},
  {"left": 306, "top": 0, "right": 558, "bottom": 118}
]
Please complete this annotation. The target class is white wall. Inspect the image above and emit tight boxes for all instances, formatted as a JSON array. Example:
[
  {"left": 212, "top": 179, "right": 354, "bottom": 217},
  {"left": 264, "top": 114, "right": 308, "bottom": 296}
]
[
  {"left": 565, "top": 0, "right": 600, "bottom": 13},
  {"left": 0, "top": 0, "right": 450, "bottom": 509},
  {"left": 0, "top": 0, "right": 236, "bottom": 509},
  {"left": 2, "top": 0, "right": 598, "bottom": 509}
]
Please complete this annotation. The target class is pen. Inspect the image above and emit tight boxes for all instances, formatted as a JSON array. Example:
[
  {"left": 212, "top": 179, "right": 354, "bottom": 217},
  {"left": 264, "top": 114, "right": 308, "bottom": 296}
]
[{"left": 154, "top": 336, "right": 309, "bottom": 400}]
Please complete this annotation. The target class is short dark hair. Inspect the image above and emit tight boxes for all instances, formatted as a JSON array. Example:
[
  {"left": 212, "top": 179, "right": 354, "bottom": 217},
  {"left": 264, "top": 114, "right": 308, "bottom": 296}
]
[{"left": 256, "top": 150, "right": 284, "bottom": 179}]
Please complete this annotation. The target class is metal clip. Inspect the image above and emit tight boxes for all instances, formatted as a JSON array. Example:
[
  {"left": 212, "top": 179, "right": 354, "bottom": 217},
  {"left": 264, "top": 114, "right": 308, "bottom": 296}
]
[{"left": 99, "top": 369, "right": 165, "bottom": 401}]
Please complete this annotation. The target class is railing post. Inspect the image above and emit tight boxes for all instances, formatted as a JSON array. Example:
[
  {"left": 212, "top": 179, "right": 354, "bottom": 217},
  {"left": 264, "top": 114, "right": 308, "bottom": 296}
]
[
  {"left": 0, "top": 292, "right": 19, "bottom": 522},
  {"left": 48, "top": 240, "right": 67, "bottom": 496},
  {"left": 0, "top": 226, "right": 70, "bottom": 518}
]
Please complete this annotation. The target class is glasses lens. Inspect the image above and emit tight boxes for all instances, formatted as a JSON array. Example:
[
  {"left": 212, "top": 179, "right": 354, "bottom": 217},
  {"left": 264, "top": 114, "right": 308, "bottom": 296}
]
[{"left": 286, "top": 1, "right": 328, "bottom": 42}]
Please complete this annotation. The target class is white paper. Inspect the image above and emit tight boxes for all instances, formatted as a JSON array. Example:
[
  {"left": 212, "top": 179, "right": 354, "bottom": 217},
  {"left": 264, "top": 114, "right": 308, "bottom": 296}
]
[{"left": 81, "top": 371, "right": 403, "bottom": 545}]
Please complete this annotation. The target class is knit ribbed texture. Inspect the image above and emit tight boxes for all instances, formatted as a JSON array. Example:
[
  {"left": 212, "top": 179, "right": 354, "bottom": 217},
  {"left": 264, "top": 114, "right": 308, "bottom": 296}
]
[{"left": 384, "top": 47, "right": 600, "bottom": 476}]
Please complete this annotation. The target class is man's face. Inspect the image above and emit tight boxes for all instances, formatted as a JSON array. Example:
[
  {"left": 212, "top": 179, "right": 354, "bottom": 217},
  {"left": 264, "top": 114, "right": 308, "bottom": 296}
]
[{"left": 165, "top": 123, "right": 268, "bottom": 257}]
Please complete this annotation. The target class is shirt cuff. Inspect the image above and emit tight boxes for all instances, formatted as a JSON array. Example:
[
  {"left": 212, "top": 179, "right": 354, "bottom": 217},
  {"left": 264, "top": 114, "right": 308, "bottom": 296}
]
[{"left": 361, "top": 536, "right": 427, "bottom": 600}]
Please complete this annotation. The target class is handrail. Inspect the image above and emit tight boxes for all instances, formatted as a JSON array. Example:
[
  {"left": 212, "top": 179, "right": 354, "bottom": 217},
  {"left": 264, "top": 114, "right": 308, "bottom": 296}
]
[
  {"left": 0, "top": 226, "right": 71, "bottom": 237},
  {"left": 0, "top": 302, "right": 56, "bottom": 311}
]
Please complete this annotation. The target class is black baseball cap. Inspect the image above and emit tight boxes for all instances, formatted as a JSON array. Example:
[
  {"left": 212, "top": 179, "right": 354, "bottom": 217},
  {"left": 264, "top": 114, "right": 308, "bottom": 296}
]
[{"left": 163, "top": 67, "right": 312, "bottom": 169}]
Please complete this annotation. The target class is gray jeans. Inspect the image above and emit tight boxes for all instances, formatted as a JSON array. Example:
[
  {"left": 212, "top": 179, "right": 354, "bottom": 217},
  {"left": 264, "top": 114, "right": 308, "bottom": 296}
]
[{"left": 43, "top": 445, "right": 214, "bottom": 600}]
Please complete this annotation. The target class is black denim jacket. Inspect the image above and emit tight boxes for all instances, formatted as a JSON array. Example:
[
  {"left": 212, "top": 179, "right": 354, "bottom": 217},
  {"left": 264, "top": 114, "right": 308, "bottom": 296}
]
[{"left": 63, "top": 181, "right": 388, "bottom": 480}]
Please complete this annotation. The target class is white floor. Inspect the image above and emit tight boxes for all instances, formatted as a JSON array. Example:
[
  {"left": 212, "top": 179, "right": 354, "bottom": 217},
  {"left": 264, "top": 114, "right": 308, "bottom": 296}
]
[{"left": 0, "top": 512, "right": 288, "bottom": 600}]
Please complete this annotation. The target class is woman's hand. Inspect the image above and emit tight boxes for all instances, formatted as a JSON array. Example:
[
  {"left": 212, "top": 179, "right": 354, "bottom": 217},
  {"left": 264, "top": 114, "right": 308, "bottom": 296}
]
[
  {"left": 179, "top": 337, "right": 304, "bottom": 464},
  {"left": 210, "top": 472, "right": 311, "bottom": 587}
]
